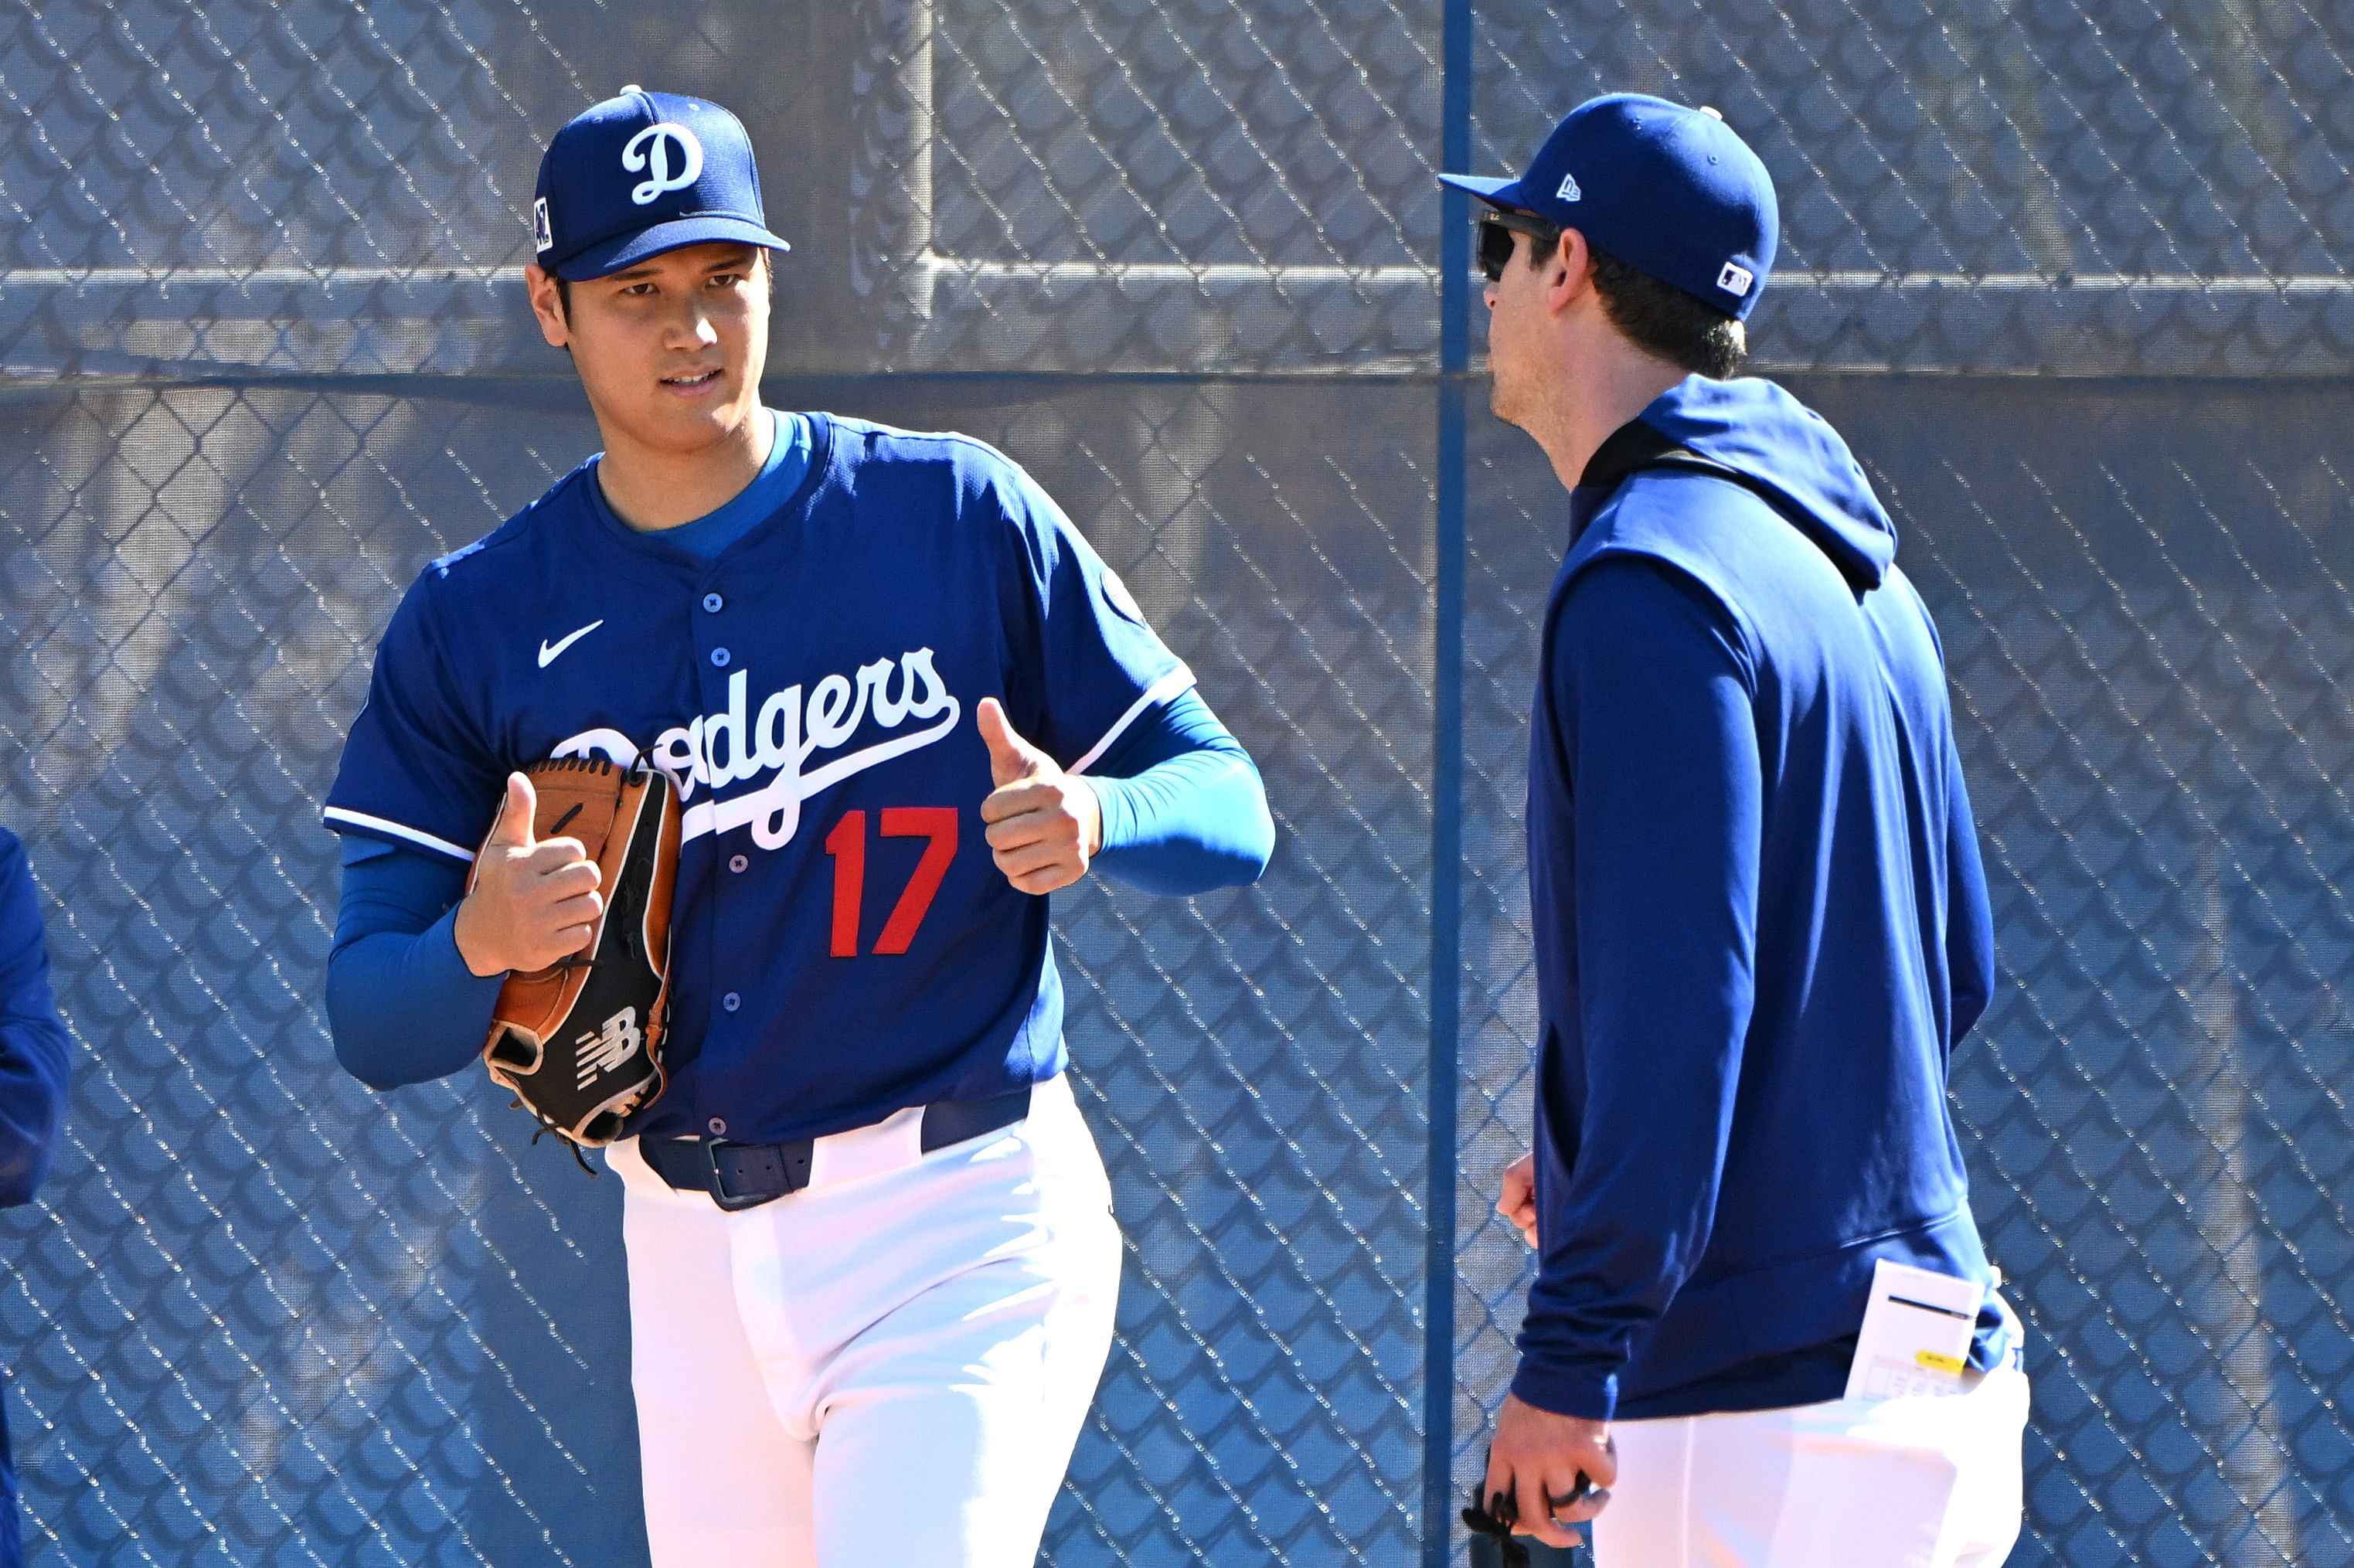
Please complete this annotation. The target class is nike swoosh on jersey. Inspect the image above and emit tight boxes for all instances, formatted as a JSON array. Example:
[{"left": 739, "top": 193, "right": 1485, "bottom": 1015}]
[{"left": 537, "top": 620, "right": 605, "bottom": 668}]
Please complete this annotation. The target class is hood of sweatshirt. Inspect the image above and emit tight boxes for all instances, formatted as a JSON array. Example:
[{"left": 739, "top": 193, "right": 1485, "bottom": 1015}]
[{"left": 1590, "top": 376, "right": 1897, "bottom": 592}]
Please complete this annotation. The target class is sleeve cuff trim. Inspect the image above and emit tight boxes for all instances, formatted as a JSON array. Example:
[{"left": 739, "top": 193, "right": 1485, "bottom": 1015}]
[
  {"left": 323, "top": 808, "right": 475, "bottom": 865},
  {"left": 1067, "top": 665, "right": 1196, "bottom": 777},
  {"left": 1510, "top": 1361, "right": 1619, "bottom": 1423}
]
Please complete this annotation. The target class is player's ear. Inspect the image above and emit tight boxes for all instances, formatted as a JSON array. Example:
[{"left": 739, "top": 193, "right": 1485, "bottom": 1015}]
[
  {"left": 1546, "top": 228, "right": 1594, "bottom": 315},
  {"left": 525, "top": 262, "right": 572, "bottom": 350}
]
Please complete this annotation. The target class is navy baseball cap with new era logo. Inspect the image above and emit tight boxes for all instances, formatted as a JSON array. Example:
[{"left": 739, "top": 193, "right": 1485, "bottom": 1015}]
[
  {"left": 532, "top": 87, "right": 791, "bottom": 281},
  {"left": 1441, "top": 93, "right": 1778, "bottom": 321}
]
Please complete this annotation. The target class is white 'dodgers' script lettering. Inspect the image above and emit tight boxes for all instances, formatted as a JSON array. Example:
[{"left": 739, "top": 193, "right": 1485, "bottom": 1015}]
[{"left": 550, "top": 648, "right": 961, "bottom": 852}]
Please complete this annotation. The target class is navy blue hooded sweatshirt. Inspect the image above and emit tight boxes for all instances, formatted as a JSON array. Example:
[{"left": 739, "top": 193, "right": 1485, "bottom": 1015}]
[{"left": 1515, "top": 375, "right": 2004, "bottom": 1423}]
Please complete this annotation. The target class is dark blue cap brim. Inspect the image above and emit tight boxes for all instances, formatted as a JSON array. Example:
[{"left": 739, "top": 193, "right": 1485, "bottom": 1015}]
[
  {"left": 555, "top": 216, "right": 792, "bottom": 282},
  {"left": 1437, "top": 172, "right": 1529, "bottom": 210}
]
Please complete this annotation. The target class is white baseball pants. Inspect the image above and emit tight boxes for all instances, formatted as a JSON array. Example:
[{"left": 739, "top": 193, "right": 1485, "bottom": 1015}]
[
  {"left": 1590, "top": 1301, "right": 2029, "bottom": 1567},
  {"left": 606, "top": 1073, "right": 1122, "bottom": 1567}
]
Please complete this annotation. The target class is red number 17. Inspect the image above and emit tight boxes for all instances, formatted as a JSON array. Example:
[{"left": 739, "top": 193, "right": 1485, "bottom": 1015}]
[{"left": 823, "top": 808, "right": 958, "bottom": 957}]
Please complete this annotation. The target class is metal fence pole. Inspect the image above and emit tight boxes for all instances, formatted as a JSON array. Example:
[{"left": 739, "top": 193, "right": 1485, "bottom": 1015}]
[{"left": 1424, "top": 0, "right": 1475, "bottom": 1561}]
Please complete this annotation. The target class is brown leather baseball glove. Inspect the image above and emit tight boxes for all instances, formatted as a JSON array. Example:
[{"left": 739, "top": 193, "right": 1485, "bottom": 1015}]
[{"left": 470, "top": 756, "right": 681, "bottom": 1162}]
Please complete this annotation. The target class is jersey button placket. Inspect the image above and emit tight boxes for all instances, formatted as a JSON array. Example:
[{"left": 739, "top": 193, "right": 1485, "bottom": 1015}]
[{"left": 696, "top": 583, "right": 735, "bottom": 1154}]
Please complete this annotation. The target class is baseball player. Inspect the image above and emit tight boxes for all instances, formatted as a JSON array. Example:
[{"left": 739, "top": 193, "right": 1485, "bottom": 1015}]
[
  {"left": 0, "top": 828, "right": 69, "bottom": 1568},
  {"left": 1443, "top": 97, "right": 2028, "bottom": 1563},
  {"left": 318, "top": 89, "right": 1273, "bottom": 1566},
  {"left": 0, "top": 828, "right": 70, "bottom": 1568}
]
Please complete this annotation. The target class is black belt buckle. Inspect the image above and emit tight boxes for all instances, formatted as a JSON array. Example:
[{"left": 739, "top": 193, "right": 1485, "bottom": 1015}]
[
  {"left": 703, "top": 1140, "right": 764, "bottom": 1212},
  {"left": 701, "top": 1139, "right": 809, "bottom": 1212},
  {"left": 665, "top": 1090, "right": 1026, "bottom": 1211}
]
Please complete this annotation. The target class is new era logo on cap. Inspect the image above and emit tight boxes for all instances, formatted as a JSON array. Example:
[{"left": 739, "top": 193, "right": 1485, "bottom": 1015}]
[
  {"left": 1556, "top": 173, "right": 1582, "bottom": 202},
  {"left": 1718, "top": 261, "right": 1755, "bottom": 298}
]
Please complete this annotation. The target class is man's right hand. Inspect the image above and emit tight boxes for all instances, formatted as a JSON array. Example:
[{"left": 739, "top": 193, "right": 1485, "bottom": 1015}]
[
  {"left": 1498, "top": 1151, "right": 1539, "bottom": 1249},
  {"left": 453, "top": 772, "right": 602, "bottom": 977}
]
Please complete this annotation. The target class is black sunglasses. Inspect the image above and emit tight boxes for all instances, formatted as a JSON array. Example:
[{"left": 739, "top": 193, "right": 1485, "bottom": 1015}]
[{"left": 1476, "top": 209, "right": 1562, "bottom": 284}]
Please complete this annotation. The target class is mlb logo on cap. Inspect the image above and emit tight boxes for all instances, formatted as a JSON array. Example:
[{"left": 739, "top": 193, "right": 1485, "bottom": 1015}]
[{"left": 532, "top": 86, "right": 791, "bottom": 281}]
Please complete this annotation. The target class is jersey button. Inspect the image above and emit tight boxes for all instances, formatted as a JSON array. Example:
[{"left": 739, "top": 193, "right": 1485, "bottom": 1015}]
[
  {"left": 729, "top": 853, "right": 748, "bottom": 873},
  {"left": 707, "top": 1117, "right": 727, "bottom": 1137},
  {"left": 702, "top": 592, "right": 723, "bottom": 614},
  {"left": 723, "top": 991, "right": 742, "bottom": 1012},
  {"left": 710, "top": 647, "right": 730, "bottom": 668}
]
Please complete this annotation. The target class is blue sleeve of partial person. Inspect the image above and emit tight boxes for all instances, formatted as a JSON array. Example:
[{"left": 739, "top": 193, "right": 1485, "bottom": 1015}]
[
  {"left": 325, "top": 836, "right": 504, "bottom": 1091},
  {"left": 1084, "top": 687, "right": 1274, "bottom": 896},
  {"left": 1943, "top": 736, "right": 1996, "bottom": 1048},
  {"left": 0, "top": 831, "right": 71, "bottom": 1209},
  {"left": 1512, "top": 558, "right": 1762, "bottom": 1421}
]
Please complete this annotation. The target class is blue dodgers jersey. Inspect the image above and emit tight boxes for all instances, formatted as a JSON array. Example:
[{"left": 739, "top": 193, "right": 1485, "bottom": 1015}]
[{"left": 325, "top": 414, "right": 1192, "bottom": 1143}]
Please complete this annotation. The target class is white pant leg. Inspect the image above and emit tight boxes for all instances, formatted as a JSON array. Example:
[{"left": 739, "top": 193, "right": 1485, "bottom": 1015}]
[
  {"left": 1931, "top": 1310, "right": 2029, "bottom": 1568},
  {"left": 1593, "top": 1306, "right": 2029, "bottom": 1568},
  {"left": 613, "top": 1076, "right": 1121, "bottom": 1568},
  {"left": 802, "top": 1081, "right": 1120, "bottom": 1565},
  {"left": 611, "top": 1134, "right": 818, "bottom": 1567}
]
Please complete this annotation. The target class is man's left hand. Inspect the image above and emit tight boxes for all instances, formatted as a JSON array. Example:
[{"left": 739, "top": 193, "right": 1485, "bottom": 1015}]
[
  {"left": 1482, "top": 1392, "right": 1616, "bottom": 1549},
  {"left": 977, "top": 697, "right": 1101, "bottom": 894}
]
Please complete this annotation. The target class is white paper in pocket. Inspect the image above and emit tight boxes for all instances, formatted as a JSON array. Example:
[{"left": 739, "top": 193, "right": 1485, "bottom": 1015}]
[{"left": 1844, "top": 1258, "right": 1982, "bottom": 1401}]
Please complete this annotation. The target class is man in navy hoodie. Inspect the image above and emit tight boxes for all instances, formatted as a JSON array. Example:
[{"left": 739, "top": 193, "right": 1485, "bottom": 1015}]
[{"left": 1444, "top": 97, "right": 2028, "bottom": 1563}]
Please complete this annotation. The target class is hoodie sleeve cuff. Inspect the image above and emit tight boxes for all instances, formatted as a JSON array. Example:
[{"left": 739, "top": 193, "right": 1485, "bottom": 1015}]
[{"left": 1509, "top": 1357, "right": 1619, "bottom": 1423}]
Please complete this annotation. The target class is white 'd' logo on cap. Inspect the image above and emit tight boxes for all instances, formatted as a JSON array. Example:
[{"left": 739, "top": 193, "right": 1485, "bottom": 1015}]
[
  {"left": 1718, "top": 261, "right": 1754, "bottom": 298},
  {"left": 623, "top": 122, "right": 704, "bottom": 206}
]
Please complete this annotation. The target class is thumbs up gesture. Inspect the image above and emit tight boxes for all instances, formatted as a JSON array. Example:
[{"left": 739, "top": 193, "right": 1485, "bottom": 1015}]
[
  {"left": 453, "top": 771, "right": 604, "bottom": 976},
  {"left": 977, "top": 698, "right": 1102, "bottom": 896}
]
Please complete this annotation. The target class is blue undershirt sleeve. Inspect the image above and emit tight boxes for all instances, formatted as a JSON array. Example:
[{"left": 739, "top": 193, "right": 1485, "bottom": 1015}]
[
  {"left": 325, "top": 835, "right": 504, "bottom": 1091},
  {"left": 1512, "top": 556, "right": 1763, "bottom": 1421},
  {"left": 1083, "top": 688, "right": 1274, "bottom": 896}
]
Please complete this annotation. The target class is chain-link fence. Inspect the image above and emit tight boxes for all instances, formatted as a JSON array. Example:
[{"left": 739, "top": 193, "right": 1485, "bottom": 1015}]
[{"left": 4, "top": 1, "right": 2352, "bottom": 1564}]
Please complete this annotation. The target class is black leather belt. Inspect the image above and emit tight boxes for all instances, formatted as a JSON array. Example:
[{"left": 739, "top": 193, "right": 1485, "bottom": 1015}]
[{"left": 641, "top": 1087, "right": 1034, "bottom": 1212}]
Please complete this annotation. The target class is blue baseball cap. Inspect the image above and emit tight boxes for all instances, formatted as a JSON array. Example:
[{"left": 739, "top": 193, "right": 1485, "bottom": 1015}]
[
  {"left": 1441, "top": 94, "right": 1777, "bottom": 321},
  {"left": 532, "top": 87, "right": 791, "bottom": 281}
]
